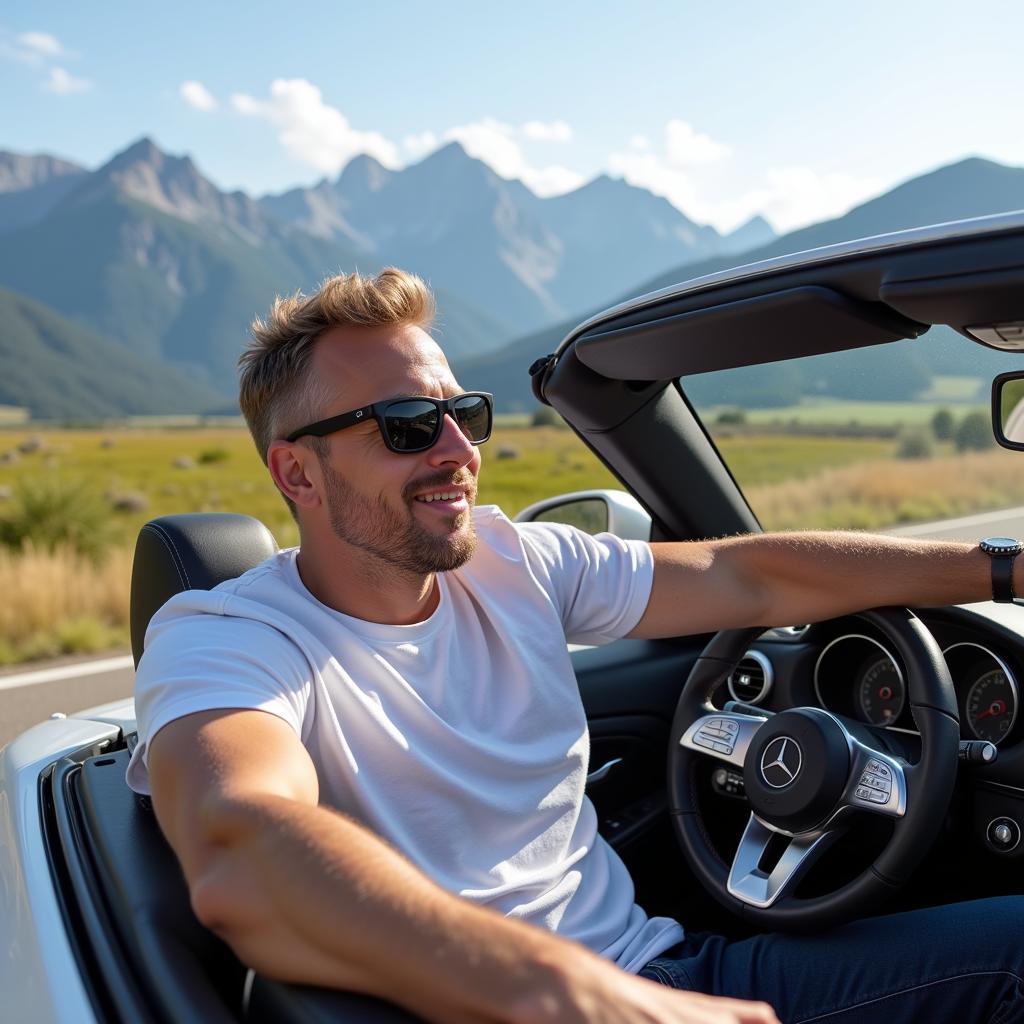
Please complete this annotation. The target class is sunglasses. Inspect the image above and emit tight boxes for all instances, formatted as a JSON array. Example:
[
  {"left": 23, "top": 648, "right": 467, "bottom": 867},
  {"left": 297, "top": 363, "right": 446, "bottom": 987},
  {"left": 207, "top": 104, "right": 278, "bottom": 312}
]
[{"left": 285, "top": 391, "right": 494, "bottom": 453}]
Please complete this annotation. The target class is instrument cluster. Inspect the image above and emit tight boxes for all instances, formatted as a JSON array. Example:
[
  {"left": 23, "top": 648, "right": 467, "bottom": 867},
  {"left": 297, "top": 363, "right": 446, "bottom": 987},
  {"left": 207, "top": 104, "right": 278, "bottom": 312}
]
[{"left": 813, "top": 633, "right": 1019, "bottom": 745}]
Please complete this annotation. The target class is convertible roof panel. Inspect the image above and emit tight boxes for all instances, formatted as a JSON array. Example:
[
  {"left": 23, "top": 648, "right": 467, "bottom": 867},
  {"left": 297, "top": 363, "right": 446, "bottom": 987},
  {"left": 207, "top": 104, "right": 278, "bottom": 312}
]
[
  {"left": 574, "top": 286, "right": 923, "bottom": 379},
  {"left": 555, "top": 211, "right": 1024, "bottom": 380},
  {"left": 879, "top": 266, "right": 1024, "bottom": 346}
]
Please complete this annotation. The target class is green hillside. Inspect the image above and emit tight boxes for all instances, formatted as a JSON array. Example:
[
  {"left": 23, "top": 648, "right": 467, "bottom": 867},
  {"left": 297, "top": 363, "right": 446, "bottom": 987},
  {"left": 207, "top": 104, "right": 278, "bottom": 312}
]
[
  {"left": 0, "top": 286, "right": 222, "bottom": 418},
  {"left": 0, "top": 195, "right": 507, "bottom": 397}
]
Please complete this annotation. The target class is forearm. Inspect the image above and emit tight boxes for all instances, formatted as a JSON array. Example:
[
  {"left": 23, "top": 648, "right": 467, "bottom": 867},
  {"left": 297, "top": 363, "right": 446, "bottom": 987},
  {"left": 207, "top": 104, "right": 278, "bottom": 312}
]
[
  {"left": 187, "top": 793, "right": 595, "bottom": 1024},
  {"left": 635, "top": 532, "right": 1004, "bottom": 638}
]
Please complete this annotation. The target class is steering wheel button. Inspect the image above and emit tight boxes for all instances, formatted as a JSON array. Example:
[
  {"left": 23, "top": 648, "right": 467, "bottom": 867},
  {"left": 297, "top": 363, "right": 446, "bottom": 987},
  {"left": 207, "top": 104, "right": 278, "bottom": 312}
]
[
  {"left": 855, "top": 786, "right": 874, "bottom": 801},
  {"left": 712, "top": 741, "right": 733, "bottom": 754},
  {"left": 720, "top": 721, "right": 739, "bottom": 735},
  {"left": 868, "top": 789, "right": 890, "bottom": 803}
]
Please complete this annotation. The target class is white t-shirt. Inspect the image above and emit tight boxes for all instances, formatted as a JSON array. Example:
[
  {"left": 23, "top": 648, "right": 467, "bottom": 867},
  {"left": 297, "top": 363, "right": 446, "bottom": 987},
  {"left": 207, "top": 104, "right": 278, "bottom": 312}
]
[{"left": 127, "top": 505, "right": 684, "bottom": 972}]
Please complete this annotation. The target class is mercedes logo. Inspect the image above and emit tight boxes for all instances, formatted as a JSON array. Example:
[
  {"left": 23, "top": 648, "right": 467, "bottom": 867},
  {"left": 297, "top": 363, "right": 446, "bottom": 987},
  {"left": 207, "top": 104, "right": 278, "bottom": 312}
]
[{"left": 760, "top": 736, "right": 803, "bottom": 789}]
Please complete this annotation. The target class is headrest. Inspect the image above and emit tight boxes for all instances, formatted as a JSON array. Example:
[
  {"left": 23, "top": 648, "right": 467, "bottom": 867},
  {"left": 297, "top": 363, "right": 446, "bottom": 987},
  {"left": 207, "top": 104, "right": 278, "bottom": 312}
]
[{"left": 129, "top": 513, "right": 278, "bottom": 667}]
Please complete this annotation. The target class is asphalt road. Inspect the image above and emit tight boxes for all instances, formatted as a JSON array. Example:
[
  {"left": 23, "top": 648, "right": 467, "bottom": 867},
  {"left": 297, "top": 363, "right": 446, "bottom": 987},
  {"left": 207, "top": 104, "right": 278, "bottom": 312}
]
[
  {"left": 0, "top": 655, "right": 134, "bottom": 749},
  {"left": 4, "top": 505, "right": 1024, "bottom": 751}
]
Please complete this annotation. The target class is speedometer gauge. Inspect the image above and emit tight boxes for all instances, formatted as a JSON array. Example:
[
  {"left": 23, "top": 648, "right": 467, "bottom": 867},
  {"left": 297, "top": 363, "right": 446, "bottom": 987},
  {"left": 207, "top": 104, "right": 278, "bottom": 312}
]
[
  {"left": 966, "top": 669, "right": 1017, "bottom": 744},
  {"left": 857, "top": 656, "right": 905, "bottom": 725}
]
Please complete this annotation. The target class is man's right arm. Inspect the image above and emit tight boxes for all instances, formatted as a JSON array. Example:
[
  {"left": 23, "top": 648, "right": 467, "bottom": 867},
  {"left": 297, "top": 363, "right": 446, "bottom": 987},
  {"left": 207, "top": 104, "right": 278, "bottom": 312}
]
[{"left": 149, "top": 707, "right": 778, "bottom": 1024}]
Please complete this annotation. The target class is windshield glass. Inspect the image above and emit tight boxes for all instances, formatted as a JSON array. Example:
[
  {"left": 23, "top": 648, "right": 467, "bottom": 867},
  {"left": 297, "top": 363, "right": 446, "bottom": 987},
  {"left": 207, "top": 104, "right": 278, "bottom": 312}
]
[{"left": 681, "top": 326, "right": 1024, "bottom": 542}]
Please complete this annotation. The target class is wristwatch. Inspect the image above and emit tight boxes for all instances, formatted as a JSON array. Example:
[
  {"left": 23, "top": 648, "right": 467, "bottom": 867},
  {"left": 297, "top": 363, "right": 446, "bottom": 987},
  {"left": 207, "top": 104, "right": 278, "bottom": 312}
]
[{"left": 980, "top": 537, "right": 1023, "bottom": 603}]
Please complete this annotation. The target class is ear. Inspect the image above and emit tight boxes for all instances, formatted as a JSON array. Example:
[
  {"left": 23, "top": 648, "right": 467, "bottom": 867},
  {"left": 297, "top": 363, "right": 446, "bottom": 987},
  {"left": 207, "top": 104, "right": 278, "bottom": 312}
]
[{"left": 267, "top": 440, "right": 323, "bottom": 510}]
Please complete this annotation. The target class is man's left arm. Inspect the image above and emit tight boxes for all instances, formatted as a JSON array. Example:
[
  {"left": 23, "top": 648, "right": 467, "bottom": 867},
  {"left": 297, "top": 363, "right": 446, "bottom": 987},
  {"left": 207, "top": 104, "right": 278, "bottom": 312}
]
[{"left": 629, "top": 531, "right": 1011, "bottom": 639}]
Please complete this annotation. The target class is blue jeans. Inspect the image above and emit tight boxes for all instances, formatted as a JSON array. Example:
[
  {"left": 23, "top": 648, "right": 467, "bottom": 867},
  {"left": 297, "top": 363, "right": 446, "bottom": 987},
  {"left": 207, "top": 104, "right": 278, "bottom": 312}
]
[{"left": 639, "top": 897, "right": 1024, "bottom": 1023}]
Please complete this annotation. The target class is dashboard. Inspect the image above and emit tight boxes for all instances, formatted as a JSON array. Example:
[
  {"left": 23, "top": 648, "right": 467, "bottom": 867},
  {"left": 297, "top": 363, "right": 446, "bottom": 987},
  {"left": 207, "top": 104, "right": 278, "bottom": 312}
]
[
  {"left": 705, "top": 602, "right": 1024, "bottom": 817},
  {"left": 717, "top": 603, "right": 1024, "bottom": 753}
]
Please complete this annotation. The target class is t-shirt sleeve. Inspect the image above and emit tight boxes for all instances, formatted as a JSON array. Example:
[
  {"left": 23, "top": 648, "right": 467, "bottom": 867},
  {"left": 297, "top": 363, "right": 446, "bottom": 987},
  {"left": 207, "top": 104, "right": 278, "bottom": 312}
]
[
  {"left": 517, "top": 521, "right": 654, "bottom": 646},
  {"left": 125, "top": 610, "right": 312, "bottom": 795}
]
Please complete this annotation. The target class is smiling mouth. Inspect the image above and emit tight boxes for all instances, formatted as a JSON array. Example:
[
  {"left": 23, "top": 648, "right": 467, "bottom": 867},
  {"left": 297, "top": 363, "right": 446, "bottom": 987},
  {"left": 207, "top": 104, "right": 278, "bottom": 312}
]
[
  {"left": 414, "top": 490, "right": 466, "bottom": 504},
  {"left": 407, "top": 473, "right": 476, "bottom": 509}
]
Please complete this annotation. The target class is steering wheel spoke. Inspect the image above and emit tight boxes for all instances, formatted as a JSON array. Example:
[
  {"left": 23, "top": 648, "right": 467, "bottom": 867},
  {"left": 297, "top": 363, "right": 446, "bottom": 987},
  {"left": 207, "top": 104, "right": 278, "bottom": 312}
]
[
  {"left": 727, "top": 813, "right": 844, "bottom": 908},
  {"left": 839, "top": 738, "right": 908, "bottom": 818},
  {"left": 678, "top": 711, "right": 769, "bottom": 769}
]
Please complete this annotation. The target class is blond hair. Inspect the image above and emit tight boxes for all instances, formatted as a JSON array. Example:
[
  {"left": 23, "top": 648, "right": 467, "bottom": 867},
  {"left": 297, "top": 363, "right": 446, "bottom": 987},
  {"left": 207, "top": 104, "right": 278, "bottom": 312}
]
[{"left": 238, "top": 268, "right": 436, "bottom": 465}]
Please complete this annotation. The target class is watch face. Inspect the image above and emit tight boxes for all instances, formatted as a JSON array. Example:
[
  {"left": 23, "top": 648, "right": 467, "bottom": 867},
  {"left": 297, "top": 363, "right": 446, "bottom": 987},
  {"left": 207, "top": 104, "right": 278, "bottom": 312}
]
[{"left": 982, "top": 537, "right": 1023, "bottom": 555}]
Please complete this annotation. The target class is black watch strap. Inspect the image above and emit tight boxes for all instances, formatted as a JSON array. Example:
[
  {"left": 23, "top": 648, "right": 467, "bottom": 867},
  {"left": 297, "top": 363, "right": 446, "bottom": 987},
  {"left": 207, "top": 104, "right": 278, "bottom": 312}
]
[
  {"left": 993, "top": 554, "right": 1017, "bottom": 603},
  {"left": 980, "top": 537, "right": 1023, "bottom": 603}
]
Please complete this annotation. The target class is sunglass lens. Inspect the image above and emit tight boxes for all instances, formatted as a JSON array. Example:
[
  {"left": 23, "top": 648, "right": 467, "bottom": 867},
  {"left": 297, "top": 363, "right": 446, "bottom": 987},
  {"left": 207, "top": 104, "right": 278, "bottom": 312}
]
[
  {"left": 385, "top": 400, "right": 440, "bottom": 451},
  {"left": 453, "top": 395, "right": 491, "bottom": 443}
]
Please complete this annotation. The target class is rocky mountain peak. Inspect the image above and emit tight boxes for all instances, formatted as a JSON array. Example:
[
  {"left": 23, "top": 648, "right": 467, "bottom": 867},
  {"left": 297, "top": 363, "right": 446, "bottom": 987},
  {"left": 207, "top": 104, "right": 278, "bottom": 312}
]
[
  {"left": 0, "top": 151, "right": 86, "bottom": 194},
  {"left": 337, "top": 152, "right": 391, "bottom": 193},
  {"left": 69, "top": 136, "right": 271, "bottom": 242}
]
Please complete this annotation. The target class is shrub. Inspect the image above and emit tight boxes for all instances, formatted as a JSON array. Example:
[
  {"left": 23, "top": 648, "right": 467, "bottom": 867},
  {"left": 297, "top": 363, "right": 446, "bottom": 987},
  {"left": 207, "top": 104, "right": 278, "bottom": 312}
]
[
  {"left": 896, "top": 429, "right": 934, "bottom": 460},
  {"left": 955, "top": 412, "right": 995, "bottom": 452},
  {"left": 931, "top": 408, "right": 955, "bottom": 441},
  {"left": 531, "top": 406, "right": 564, "bottom": 428},
  {"left": 198, "top": 447, "right": 230, "bottom": 464},
  {"left": 716, "top": 408, "right": 747, "bottom": 425},
  {"left": 0, "top": 478, "right": 117, "bottom": 561}
]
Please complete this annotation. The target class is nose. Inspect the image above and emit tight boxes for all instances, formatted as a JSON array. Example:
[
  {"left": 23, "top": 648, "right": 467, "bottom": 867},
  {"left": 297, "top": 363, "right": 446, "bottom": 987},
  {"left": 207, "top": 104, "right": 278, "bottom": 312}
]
[{"left": 427, "top": 412, "right": 478, "bottom": 469}]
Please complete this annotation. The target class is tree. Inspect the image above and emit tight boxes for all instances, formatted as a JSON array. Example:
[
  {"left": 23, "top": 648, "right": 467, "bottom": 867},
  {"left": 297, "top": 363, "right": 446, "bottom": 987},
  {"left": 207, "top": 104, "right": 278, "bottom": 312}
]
[
  {"left": 897, "top": 428, "right": 934, "bottom": 460},
  {"left": 954, "top": 411, "right": 995, "bottom": 452},
  {"left": 931, "top": 408, "right": 955, "bottom": 441}
]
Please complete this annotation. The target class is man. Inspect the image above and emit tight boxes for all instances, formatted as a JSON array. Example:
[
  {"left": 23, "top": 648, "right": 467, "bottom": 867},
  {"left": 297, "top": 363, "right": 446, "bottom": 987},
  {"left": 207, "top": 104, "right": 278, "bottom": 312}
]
[{"left": 128, "top": 268, "right": 1024, "bottom": 1023}]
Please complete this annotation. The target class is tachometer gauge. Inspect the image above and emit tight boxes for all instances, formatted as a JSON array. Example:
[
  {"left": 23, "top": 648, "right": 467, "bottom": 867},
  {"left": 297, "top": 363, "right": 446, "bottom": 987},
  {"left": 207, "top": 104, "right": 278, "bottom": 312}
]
[
  {"left": 857, "top": 656, "right": 905, "bottom": 726},
  {"left": 966, "top": 669, "right": 1017, "bottom": 744}
]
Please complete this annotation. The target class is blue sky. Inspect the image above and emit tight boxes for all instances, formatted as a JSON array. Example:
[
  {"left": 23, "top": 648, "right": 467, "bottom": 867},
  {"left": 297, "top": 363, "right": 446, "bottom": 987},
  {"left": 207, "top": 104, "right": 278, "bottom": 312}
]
[{"left": 3, "top": 1, "right": 1023, "bottom": 232}]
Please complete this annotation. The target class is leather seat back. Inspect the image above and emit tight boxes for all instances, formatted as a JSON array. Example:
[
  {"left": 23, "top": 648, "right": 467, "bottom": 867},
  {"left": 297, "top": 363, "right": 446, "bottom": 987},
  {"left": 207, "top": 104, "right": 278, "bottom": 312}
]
[{"left": 129, "top": 513, "right": 278, "bottom": 667}]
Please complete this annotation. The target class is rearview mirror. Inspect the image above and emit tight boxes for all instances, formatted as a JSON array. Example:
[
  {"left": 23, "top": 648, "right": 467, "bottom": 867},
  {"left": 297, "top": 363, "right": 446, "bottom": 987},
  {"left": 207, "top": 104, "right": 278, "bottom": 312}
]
[
  {"left": 992, "top": 371, "right": 1024, "bottom": 450},
  {"left": 514, "top": 489, "right": 652, "bottom": 540}
]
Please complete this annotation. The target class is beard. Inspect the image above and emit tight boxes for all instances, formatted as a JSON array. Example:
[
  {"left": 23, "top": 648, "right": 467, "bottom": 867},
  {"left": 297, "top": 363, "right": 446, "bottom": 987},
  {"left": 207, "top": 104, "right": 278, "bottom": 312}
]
[{"left": 320, "top": 460, "right": 478, "bottom": 575}]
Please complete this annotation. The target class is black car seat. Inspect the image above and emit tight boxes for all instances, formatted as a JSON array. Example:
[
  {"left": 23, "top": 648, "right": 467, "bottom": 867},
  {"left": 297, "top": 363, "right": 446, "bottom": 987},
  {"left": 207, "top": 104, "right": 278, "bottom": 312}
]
[
  {"left": 60, "top": 514, "right": 419, "bottom": 1023},
  {"left": 129, "top": 512, "right": 278, "bottom": 667}
]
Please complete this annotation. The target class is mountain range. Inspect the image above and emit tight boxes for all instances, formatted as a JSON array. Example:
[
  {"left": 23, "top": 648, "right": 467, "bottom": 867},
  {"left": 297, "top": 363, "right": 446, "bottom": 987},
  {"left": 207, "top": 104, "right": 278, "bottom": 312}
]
[{"left": 0, "top": 138, "right": 1022, "bottom": 417}]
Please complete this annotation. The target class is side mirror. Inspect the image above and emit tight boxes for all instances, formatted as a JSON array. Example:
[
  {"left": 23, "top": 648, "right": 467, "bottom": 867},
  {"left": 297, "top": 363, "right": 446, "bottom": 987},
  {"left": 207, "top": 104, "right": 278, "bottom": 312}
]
[
  {"left": 514, "top": 489, "right": 652, "bottom": 541},
  {"left": 992, "top": 371, "right": 1024, "bottom": 450}
]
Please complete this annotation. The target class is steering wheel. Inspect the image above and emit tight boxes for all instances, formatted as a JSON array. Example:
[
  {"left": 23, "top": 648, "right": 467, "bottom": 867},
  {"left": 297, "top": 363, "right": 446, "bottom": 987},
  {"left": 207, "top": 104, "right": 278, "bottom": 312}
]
[{"left": 668, "top": 607, "right": 960, "bottom": 932}]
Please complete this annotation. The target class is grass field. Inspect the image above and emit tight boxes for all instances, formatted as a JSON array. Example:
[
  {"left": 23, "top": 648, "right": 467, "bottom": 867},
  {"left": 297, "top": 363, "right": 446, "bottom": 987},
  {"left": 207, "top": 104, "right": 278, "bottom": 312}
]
[
  {"left": 0, "top": 424, "right": 619, "bottom": 551},
  {"left": 0, "top": 418, "right": 1020, "bottom": 664}
]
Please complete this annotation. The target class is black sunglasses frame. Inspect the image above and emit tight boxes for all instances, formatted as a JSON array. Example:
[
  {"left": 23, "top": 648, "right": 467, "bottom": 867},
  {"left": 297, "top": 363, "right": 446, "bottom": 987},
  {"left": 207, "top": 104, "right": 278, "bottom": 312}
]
[{"left": 285, "top": 391, "right": 494, "bottom": 453}]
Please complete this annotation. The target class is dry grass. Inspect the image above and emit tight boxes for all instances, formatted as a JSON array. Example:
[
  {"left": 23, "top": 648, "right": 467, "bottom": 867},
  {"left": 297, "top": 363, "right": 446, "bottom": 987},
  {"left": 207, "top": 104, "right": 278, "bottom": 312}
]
[
  {"left": 0, "top": 543, "right": 131, "bottom": 662},
  {"left": 750, "top": 448, "right": 1024, "bottom": 531}
]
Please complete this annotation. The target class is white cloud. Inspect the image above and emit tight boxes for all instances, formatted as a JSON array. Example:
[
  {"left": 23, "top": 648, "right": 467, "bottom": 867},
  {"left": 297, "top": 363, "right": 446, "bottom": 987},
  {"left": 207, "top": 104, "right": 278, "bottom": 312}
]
[
  {"left": 445, "top": 118, "right": 522, "bottom": 177},
  {"left": 443, "top": 117, "right": 583, "bottom": 196},
  {"left": 664, "top": 119, "right": 730, "bottom": 166},
  {"left": 747, "top": 166, "right": 884, "bottom": 233},
  {"left": 521, "top": 119, "right": 572, "bottom": 143},
  {"left": 180, "top": 80, "right": 217, "bottom": 112},
  {"left": 608, "top": 139, "right": 882, "bottom": 233},
  {"left": 18, "top": 31, "right": 64, "bottom": 58},
  {"left": 402, "top": 131, "right": 439, "bottom": 159},
  {"left": 628, "top": 134, "right": 650, "bottom": 150},
  {"left": 45, "top": 66, "right": 91, "bottom": 95},
  {"left": 606, "top": 119, "right": 880, "bottom": 232},
  {"left": 607, "top": 149, "right": 703, "bottom": 218},
  {"left": 231, "top": 79, "right": 399, "bottom": 174}
]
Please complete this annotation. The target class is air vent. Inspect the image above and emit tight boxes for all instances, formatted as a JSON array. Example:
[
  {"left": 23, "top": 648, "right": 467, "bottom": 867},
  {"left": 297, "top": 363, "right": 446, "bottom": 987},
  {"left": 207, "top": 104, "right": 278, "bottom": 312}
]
[{"left": 728, "top": 650, "right": 773, "bottom": 705}]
